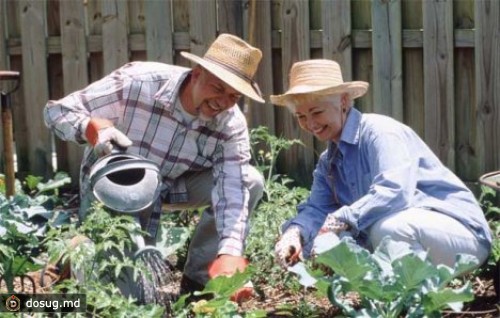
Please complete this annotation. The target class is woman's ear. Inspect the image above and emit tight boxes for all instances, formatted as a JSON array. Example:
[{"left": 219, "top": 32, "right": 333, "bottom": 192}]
[{"left": 341, "top": 93, "right": 349, "bottom": 112}]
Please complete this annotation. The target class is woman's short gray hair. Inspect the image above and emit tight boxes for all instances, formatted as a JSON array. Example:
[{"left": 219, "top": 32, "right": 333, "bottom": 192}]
[{"left": 285, "top": 94, "right": 348, "bottom": 113}]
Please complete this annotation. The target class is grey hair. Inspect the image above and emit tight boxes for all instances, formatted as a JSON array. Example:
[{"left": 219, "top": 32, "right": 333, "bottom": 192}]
[{"left": 285, "top": 93, "right": 351, "bottom": 113}]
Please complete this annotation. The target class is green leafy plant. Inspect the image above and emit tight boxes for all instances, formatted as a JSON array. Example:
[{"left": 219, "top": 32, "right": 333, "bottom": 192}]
[
  {"left": 478, "top": 185, "right": 500, "bottom": 263},
  {"left": 173, "top": 266, "right": 266, "bottom": 318},
  {"left": 250, "top": 126, "right": 303, "bottom": 200},
  {"left": 295, "top": 236, "right": 478, "bottom": 318},
  {"left": 246, "top": 126, "right": 309, "bottom": 286},
  {"left": 0, "top": 173, "right": 71, "bottom": 293}
]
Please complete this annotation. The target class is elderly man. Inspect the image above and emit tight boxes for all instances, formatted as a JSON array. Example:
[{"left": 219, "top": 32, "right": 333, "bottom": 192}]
[{"left": 44, "top": 33, "right": 265, "bottom": 299}]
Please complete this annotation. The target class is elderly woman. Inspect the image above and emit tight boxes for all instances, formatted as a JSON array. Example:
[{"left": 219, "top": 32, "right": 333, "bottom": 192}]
[{"left": 272, "top": 59, "right": 491, "bottom": 269}]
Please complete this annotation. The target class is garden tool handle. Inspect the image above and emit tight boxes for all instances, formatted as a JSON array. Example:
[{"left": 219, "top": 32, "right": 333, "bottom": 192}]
[{"left": 0, "top": 70, "right": 20, "bottom": 198}]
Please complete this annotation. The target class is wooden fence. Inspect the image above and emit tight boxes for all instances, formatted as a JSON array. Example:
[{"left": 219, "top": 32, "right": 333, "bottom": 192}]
[{"left": 0, "top": 0, "right": 499, "bottom": 189}]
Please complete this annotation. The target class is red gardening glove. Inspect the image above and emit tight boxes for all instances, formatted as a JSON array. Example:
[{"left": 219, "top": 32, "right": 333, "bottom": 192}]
[
  {"left": 85, "top": 118, "right": 132, "bottom": 156},
  {"left": 208, "top": 255, "right": 254, "bottom": 303}
]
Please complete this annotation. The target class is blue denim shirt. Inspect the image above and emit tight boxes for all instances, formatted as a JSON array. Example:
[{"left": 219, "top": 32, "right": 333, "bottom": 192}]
[{"left": 283, "top": 108, "right": 492, "bottom": 257}]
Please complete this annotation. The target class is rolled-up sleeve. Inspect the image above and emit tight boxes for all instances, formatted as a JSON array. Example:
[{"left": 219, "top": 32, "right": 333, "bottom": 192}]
[{"left": 212, "top": 117, "right": 252, "bottom": 256}]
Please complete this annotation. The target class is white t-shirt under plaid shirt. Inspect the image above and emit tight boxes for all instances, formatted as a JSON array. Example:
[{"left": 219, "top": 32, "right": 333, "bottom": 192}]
[{"left": 44, "top": 61, "right": 253, "bottom": 256}]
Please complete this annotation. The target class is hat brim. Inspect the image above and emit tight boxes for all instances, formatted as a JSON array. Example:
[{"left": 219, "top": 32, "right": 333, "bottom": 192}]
[
  {"left": 181, "top": 51, "right": 264, "bottom": 103},
  {"left": 270, "top": 82, "right": 369, "bottom": 106}
]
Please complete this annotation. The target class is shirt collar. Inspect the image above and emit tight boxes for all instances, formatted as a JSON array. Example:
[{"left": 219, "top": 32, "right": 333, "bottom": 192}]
[{"left": 327, "top": 107, "right": 362, "bottom": 156}]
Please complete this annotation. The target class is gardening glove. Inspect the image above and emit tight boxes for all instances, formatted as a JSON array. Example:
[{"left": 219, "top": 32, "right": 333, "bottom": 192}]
[
  {"left": 208, "top": 255, "right": 254, "bottom": 303},
  {"left": 319, "top": 214, "right": 350, "bottom": 235},
  {"left": 85, "top": 117, "right": 132, "bottom": 156},
  {"left": 275, "top": 225, "right": 303, "bottom": 269}
]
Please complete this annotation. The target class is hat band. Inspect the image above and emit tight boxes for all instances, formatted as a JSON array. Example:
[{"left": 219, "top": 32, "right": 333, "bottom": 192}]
[{"left": 204, "top": 55, "right": 262, "bottom": 98}]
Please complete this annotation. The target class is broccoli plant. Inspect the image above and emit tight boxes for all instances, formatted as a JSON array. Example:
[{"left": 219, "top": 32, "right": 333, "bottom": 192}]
[{"left": 293, "top": 236, "right": 478, "bottom": 318}]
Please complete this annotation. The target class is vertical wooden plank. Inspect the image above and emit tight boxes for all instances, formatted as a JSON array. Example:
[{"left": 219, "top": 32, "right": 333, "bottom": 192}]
[
  {"left": 145, "top": 0, "right": 173, "bottom": 63},
  {"left": 322, "top": 0, "right": 352, "bottom": 81},
  {"left": 402, "top": 0, "right": 424, "bottom": 137},
  {"left": 102, "top": 0, "right": 129, "bottom": 74},
  {"left": 60, "top": 0, "right": 88, "bottom": 183},
  {"left": 475, "top": 0, "right": 500, "bottom": 173},
  {"left": 351, "top": 0, "right": 372, "bottom": 113},
  {"left": 189, "top": 0, "right": 217, "bottom": 56},
  {"left": 423, "top": 0, "right": 455, "bottom": 169},
  {"left": 5, "top": 0, "right": 28, "bottom": 176},
  {"left": 372, "top": 0, "right": 403, "bottom": 120},
  {"left": 173, "top": 0, "right": 190, "bottom": 67},
  {"left": 244, "top": 0, "right": 275, "bottom": 135},
  {"left": 279, "top": 0, "right": 314, "bottom": 186},
  {"left": 86, "top": 0, "right": 104, "bottom": 82},
  {"left": 455, "top": 0, "right": 478, "bottom": 181},
  {"left": 128, "top": 0, "right": 145, "bottom": 61},
  {"left": 19, "top": 0, "right": 51, "bottom": 178},
  {"left": 218, "top": 0, "right": 243, "bottom": 36},
  {"left": 46, "top": 0, "right": 65, "bottom": 176}
]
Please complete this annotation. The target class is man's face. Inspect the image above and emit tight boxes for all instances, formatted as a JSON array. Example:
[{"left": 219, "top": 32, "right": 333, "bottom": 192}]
[
  {"left": 293, "top": 94, "right": 346, "bottom": 142},
  {"left": 191, "top": 67, "right": 242, "bottom": 119}
]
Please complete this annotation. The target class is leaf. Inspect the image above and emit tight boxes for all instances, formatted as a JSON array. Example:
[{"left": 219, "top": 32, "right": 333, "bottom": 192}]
[
  {"left": 392, "top": 253, "right": 437, "bottom": 291},
  {"left": 201, "top": 266, "right": 254, "bottom": 298},
  {"left": 315, "top": 238, "right": 375, "bottom": 285},
  {"left": 422, "top": 282, "right": 474, "bottom": 315},
  {"left": 288, "top": 262, "right": 317, "bottom": 287}
]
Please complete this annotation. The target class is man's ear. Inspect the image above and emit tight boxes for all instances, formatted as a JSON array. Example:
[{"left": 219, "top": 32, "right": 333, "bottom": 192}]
[{"left": 191, "top": 65, "right": 203, "bottom": 80}]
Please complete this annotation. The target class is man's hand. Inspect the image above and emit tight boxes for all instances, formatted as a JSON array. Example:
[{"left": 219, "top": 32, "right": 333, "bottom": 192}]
[
  {"left": 85, "top": 118, "right": 132, "bottom": 156},
  {"left": 208, "top": 255, "right": 253, "bottom": 303},
  {"left": 319, "top": 214, "right": 350, "bottom": 234},
  {"left": 274, "top": 226, "right": 302, "bottom": 269}
]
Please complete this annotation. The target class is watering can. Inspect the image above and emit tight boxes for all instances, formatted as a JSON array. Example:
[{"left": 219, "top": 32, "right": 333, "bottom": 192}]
[{"left": 88, "top": 150, "right": 173, "bottom": 306}]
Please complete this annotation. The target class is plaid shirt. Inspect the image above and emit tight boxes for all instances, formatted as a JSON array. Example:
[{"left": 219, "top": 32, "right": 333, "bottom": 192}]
[{"left": 44, "top": 61, "right": 254, "bottom": 256}]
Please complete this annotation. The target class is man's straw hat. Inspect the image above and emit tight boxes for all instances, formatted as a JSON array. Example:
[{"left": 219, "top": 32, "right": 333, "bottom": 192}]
[
  {"left": 270, "top": 59, "right": 369, "bottom": 106},
  {"left": 181, "top": 33, "right": 264, "bottom": 103}
]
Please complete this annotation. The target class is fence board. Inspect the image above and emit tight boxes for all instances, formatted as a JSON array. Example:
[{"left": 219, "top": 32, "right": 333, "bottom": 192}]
[
  {"left": 145, "top": 0, "right": 173, "bottom": 63},
  {"left": 423, "top": 0, "right": 455, "bottom": 169},
  {"left": 218, "top": 0, "right": 243, "bottom": 36},
  {"left": 351, "top": 0, "right": 372, "bottom": 113},
  {"left": 402, "top": 0, "right": 424, "bottom": 137},
  {"left": 60, "top": 0, "right": 88, "bottom": 182},
  {"left": 173, "top": 0, "right": 190, "bottom": 67},
  {"left": 279, "top": 0, "right": 314, "bottom": 185},
  {"left": 102, "top": 0, "right": 129, "bottom": 74},
  {"left": 245, "top": 0, "right": 275, "bottom": 135},
  {"left": 189, "top": 0, "right": 216, "bottom": 57},
  {"left": 19, "top": 0, "right": 51, "bottom": 178},
  {"left": 475, "top": 0, "right": 500, "bottom": 173},
  {"left": 455, "top": 0, "right": 477, "bottom": 181},
  {"left": 372, "top": 0, "right": 403, "bottom": 120},
  {"left": 322, "top": 0, "right": 352, "bottom": 81}
]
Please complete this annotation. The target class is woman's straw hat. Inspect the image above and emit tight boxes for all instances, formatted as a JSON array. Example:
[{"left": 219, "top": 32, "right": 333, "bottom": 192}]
[
  {"left": 270, "top": 59, "right": 369, "bottom": 106},
  {"left": 181, "top": 33, "right": 264, "bottom": 103}
]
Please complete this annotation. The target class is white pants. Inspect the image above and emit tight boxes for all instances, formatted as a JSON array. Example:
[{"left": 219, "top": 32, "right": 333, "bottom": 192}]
[
  {"left": 368, "top": 208, "right": 489, "bottom": 268},
  {"left": 163, "top": 167, "right": 264, "bottom": 285}
]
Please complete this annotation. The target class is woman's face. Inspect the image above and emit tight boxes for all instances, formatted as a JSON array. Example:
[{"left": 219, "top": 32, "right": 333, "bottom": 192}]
[{"left": 293, "top": 94, "right": 348, "bottom": 142}]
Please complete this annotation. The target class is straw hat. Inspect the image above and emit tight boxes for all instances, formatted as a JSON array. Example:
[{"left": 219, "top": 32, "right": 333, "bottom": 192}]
[
  {"left": 181, "top": 33, "right": 264, "bottom": 103},
  {"left": 270, "top": 59, "right": 369, "bottom": 106}
]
